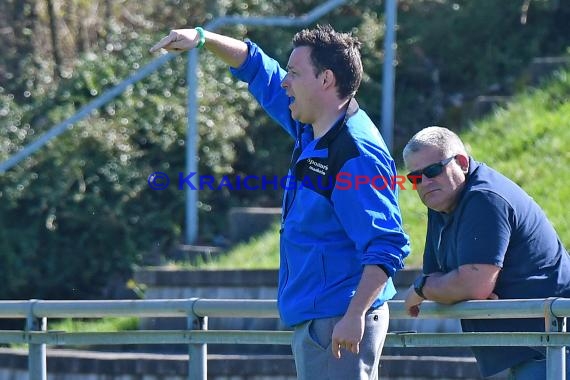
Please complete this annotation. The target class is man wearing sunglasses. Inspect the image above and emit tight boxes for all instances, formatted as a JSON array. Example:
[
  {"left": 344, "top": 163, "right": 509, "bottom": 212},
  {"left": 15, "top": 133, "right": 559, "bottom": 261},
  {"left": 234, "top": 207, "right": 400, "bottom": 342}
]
[{"left": 402, "top": 126, "right": 570, "bottom": 379}]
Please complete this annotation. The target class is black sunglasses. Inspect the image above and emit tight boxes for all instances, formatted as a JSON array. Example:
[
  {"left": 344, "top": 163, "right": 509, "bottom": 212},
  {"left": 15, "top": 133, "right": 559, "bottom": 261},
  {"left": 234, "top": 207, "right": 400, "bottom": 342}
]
[{"left": 407, "top": 156, "right": 457, "bottom": 184}]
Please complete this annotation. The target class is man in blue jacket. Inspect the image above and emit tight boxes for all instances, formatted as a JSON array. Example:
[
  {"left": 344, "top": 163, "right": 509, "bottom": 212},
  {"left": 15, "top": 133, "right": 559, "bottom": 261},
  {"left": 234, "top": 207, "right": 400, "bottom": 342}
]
[
  {"left": 151, "top": 24, "right": 410, "bottom": 380},
  {"left": 403, "top": 126, "right": 570, "bottom": 379}
]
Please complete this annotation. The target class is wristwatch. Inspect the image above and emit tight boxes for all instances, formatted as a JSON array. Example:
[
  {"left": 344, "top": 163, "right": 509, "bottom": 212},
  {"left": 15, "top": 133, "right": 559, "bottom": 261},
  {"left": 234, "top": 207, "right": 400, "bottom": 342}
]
[{"left": 413, "top": 274, "right": 430, "bottom": 299}]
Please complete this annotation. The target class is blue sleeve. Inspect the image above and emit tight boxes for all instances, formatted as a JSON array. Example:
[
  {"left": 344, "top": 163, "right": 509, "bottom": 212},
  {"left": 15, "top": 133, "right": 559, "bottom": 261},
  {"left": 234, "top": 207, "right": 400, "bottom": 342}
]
[
  {"left": 331, "top": 155, "right": 411, "bottom": 277},
  {"left": 229, "top": 40, "right": 297, "bottom": 139},
  {"left": 456, "top": 191, "right": 512, "bottom": 267}
]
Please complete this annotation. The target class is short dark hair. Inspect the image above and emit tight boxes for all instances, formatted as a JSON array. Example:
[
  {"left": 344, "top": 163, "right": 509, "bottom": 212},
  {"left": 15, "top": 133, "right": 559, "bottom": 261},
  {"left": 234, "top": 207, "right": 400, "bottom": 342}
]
[
  {"left": 403, "top": 126, "right": 468, "bottom": 164},
  {"left": 292, "top": 24, "right": 362, "bottom": 99}
]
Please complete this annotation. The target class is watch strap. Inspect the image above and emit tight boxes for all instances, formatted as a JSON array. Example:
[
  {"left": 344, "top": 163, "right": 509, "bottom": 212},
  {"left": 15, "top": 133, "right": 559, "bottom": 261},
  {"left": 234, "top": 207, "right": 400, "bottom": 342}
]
[{"left": 413, "top": 274, "right": 430, "bottom": 299}]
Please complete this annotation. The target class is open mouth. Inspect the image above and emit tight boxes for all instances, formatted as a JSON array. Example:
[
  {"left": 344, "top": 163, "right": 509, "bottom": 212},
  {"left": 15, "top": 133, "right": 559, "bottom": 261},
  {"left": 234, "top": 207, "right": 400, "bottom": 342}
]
[{"left": 289, "top": 97, "right": 296, "bottom": 110}]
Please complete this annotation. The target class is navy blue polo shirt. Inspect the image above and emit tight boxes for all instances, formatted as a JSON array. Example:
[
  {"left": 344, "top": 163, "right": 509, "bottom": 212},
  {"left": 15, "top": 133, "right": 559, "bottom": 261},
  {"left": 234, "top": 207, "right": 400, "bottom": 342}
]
[{"left": 423, "top": 158, "right": 570, "bottom": 377}]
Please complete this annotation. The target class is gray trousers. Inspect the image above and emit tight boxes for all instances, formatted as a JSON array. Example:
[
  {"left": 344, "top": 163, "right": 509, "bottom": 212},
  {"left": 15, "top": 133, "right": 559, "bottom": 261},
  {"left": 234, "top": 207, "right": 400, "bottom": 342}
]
[{"left": 292, "top": 303, "right": 389, "bottom": 380}]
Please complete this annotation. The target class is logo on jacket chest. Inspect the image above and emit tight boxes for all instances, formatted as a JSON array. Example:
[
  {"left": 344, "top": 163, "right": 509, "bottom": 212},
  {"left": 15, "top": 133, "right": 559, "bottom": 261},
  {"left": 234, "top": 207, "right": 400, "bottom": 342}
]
[
  {"left": 293, "top": 158, "right": 335, "bottom": 198},
  {"left": 306, "top": 159, "right": 329, "bottom": 176}
]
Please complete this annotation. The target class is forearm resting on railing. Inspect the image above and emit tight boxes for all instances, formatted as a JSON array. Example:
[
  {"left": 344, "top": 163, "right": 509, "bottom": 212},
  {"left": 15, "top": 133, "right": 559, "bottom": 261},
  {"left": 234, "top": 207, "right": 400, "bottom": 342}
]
[{"left": 423, "top": 264, "right": 500, "bottom": 304}]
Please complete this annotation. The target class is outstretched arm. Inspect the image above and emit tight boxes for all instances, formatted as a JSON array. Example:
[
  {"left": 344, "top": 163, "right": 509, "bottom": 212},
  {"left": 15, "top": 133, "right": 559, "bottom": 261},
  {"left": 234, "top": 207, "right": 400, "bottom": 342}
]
[{"left": 150, "top": 28, "right": 248, "bottom": 68}]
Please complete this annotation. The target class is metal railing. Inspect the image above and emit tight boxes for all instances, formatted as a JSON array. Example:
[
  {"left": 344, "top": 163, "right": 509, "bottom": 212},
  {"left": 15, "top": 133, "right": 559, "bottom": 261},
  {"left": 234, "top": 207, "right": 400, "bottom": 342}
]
[{"left": 0, "top": 298, "right": 568, "bottom": 380}]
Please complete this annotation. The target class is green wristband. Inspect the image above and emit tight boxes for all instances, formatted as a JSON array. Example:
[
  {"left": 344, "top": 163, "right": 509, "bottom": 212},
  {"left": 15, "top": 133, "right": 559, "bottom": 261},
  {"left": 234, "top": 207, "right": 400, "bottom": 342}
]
[{"left": 195, "top": 27, "right": 206, "bottom": 49}]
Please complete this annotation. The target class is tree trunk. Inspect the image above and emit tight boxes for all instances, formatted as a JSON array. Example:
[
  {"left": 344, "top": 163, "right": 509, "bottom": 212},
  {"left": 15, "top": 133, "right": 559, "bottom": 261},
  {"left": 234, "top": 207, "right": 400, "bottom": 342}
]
[
  {"left": 104, "top": 0, "right": 112, "bottom": 45},
  {"left": 0, "top": 0, "right": 38, "bottom": 97},
  {"left": 77, "top": 4, "right": 89, "bottom": 53},
  {"left": 46, "top": 0, "right": 62, "bottom": 79}
]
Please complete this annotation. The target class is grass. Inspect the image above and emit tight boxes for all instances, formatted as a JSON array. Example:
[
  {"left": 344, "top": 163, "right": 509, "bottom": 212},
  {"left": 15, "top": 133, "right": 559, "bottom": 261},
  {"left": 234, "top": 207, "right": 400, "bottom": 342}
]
[
  {"left": 396, "top": 180, "right": 428, "bottom": 267},
  {"left": 170, "top": 222, "right": 281, "bottom": 269},
  {"left": 461, "top": 70, "right": 570, "bottom": 241},
  {"left": 9, "top": 317, "right": 138, "bottom": 349},
  {"left": 47, "top": 317, "right": 139, "bottom": 333},
  {"left": 189, "top": 69, "right": 570, "bottom": 271}
]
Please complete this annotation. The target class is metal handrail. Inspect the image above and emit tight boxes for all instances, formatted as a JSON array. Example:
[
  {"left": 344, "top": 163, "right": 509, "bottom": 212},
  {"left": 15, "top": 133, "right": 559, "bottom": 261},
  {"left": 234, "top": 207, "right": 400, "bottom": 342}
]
[
  {"left": 0, "top": 298, "right": 568, "bottom": 380},
  {"left": 1, "top": 297, "right": 569, "bottom": 319}
]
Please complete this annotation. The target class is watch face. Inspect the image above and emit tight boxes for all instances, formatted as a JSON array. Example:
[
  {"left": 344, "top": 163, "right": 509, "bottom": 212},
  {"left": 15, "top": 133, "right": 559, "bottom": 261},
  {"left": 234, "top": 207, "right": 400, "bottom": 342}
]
[{"left": 414, "top": 275, "right": 427, "bottom": 298}]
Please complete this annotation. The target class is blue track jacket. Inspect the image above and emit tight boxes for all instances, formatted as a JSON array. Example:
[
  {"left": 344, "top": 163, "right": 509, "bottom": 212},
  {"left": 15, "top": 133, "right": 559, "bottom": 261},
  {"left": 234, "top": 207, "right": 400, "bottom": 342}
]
[{"left": 231, "top": 41, "right": 410, "bottom": 327}]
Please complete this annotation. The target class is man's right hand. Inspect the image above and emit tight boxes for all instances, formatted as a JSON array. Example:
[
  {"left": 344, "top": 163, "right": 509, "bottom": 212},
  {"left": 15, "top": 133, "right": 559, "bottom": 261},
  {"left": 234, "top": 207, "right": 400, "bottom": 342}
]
[
  {"left": 404, "top": 285, "right": 424, "bottom": 317},
  {"left": 150, "top": 29, "right": 201, "bottom": 53}
]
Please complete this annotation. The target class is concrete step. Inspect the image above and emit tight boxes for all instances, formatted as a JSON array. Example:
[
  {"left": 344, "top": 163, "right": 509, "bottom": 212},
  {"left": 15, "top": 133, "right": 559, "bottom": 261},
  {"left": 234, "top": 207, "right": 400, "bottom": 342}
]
[{"left": 0, "top": 347, "right": 508, "bottom": 379}]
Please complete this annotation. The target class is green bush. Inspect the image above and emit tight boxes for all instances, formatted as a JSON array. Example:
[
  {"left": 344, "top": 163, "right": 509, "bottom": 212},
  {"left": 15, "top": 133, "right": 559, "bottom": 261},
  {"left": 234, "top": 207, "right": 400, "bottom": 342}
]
[{"left": 0, "top": 38, "right": 248, "bottom": 299}]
